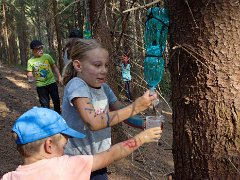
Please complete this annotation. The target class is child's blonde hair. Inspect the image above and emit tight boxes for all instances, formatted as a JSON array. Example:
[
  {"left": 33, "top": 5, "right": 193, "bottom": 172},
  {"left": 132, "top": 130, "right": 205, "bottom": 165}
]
[
  {"left": 62, "top": 39, "right": 104, "bottom": 86},
  {"left": 13, "top": 132, "right": 62, "bottom": 157}
]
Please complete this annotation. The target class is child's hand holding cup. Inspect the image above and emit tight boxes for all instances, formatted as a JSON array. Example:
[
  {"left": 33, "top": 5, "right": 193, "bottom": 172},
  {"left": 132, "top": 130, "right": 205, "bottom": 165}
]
[{"left": 145, "top": 115, "right": 165, "bottom": 144}]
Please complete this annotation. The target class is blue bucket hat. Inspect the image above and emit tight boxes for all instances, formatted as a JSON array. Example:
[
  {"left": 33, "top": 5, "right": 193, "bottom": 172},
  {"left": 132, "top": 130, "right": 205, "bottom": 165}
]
[{"left": 12, "top": 107, "right": 85, "bottom": 145}]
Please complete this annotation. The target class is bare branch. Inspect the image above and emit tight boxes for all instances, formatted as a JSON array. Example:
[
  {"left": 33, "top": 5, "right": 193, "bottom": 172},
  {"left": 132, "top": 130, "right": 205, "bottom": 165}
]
[
  {"left": 123, "top": 0, "right": 162, "bottom": 13},
  {"left": 54, "top": 0, "right": 81, "bottom": 17}
]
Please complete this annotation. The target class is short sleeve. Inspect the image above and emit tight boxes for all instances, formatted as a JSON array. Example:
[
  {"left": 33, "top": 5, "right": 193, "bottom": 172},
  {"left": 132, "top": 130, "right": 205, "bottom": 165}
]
[
  {"left": 65, "top": 155, "right": 93, "bottom": 179},
  {"left": 102, "top": 84, "right": 117, "bottom": 105},
  {"left": 1, "top": 155, "right": 93, "bottom": 180},
  {"left": 45, "top": 54, "right": 55, "bottom": 65},
  {"left": 66, "top": 78, "right": 91, "bottom": 106}
]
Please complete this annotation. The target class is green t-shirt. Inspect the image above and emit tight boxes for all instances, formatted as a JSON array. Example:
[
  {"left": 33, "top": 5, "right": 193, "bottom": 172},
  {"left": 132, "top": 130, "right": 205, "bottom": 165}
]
[{"left": 27, "top": 54, "right": 56, "bottom": 87}]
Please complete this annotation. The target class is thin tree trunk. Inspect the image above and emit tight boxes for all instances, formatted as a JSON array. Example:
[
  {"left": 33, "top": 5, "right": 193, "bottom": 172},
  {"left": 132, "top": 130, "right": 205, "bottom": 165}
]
[
  {"left": 35, "top": 0, "right": 42, "bottom": 40},
  {"left": 168, "top": 0, "right": 240, "bottom": 178},
  {"left": 0, "top": 34, "right": 3, "bottom": 61},
  {"left": 8, "top": 4, "right": 18, "bottom": 64},
  {"left": 16, "top": 0, "right": 28, "bottom": 66},
  {"left": 2, "top": 0, "right": 10, "bottom": 63},
  {"left": 44, "top": 0, "right": 55, "bottom": 53},
  {"left": 52, "top": 0, "right": 64, "bottom": 72},
  {"left": 77, "top": 1, "right": 84, "bottom": 34}
]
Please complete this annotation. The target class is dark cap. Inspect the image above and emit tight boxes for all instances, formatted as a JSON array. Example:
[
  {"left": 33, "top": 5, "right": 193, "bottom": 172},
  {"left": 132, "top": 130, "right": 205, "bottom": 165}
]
[
  {"left": 69, "top": 29, "right": 83, "bottom": 38},
  {"left": 30, "top": 40, "right": 44, "bottom": 49}
]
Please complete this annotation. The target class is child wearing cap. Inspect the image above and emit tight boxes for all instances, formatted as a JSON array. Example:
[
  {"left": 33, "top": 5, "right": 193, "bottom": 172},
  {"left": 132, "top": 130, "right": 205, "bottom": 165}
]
[
  {"left": 27, "top": 40, "right": 62, "bottom": 114},
  {"left": 1, "top": 107, "right": 162, "bottom": 180}
]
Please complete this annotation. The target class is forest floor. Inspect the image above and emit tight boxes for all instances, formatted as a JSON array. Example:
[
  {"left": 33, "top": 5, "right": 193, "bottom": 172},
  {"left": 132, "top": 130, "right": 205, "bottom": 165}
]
[{"left": 0, "top": 63, "right": 174, "bottom": 179}]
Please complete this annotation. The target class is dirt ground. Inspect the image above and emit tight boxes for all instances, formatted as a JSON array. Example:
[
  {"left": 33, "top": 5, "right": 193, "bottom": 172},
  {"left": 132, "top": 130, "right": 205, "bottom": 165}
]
[{"left": 0, "top": 63, "right": 174, "bottom": 179}]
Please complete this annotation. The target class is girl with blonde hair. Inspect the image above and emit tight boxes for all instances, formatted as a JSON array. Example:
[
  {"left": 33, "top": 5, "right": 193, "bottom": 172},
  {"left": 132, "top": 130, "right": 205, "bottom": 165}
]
[{"left": 62, "top": 39, "right": 157, "bottom": 179}]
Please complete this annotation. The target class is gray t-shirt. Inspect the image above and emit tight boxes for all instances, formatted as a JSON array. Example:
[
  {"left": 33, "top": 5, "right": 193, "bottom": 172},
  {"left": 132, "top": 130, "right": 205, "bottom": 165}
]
[{"left": 62, "top": 77, "right": 117, "bottom": 155}]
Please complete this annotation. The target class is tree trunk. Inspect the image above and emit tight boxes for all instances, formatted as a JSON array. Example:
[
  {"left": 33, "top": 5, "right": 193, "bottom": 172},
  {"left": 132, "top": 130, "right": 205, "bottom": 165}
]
[
  {"left": 16, "top": 0, "right": 28, "bottom": 66},
  {"left": 8, "top": 4, "right": 18, "bottom": 64},
  {"left": 2, "top": 0, "right": 10, "bottom": 63},
  {"left": 0, "top": 32, "right": 3, "bottom": 61},
  {"left": 35, "top": 0, "right": 43, "bottom": 40},
  {"left": 44, "top": 0, "right": 55, "bottom": 53},
  {"left": 52, "top": 0, "right": 64, "bottom": 72},
  {"left": 168, "top": 0, "right": 240, "bottom": 179},
  {"left": 77, "top": 1, "right": 84, "bottom": 35}
]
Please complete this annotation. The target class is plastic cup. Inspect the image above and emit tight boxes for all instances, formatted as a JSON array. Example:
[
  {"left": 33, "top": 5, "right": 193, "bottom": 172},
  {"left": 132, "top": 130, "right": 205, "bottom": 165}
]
[{"left": 145, "top": 115, "right": 165, "bottom": 130}]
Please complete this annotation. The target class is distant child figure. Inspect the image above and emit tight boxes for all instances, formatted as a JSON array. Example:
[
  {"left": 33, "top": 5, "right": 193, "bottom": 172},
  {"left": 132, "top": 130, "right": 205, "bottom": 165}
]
[
  {"left": 120, "top": 55, "right": 132, "bottom": 102},
  {"left": 63, "top": 29, "right": 83, "bottom": 65},
  {"left": 1, "top": 107, "right": 162, "bottom": 180},
  {"left": 61, "top": 39, "right": 158, "bottom": 179},
  {"left": 27, "top": 40, "right": 62, "bottom": 114}
]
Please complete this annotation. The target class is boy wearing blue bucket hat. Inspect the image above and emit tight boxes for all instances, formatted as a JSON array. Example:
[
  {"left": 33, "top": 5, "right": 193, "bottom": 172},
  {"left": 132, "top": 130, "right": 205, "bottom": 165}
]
[{"left": 1, "top": 107, "right": 162, "bottom": 180}]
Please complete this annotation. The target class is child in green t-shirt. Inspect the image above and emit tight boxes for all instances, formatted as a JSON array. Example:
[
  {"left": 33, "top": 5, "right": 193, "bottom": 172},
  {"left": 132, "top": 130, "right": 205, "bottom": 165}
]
[{"left": 27, "top": 40, "right": 62, "bottom": 114}]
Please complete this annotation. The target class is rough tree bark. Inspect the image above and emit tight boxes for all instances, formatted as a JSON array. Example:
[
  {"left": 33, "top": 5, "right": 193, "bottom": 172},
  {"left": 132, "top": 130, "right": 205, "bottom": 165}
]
[{"left": 168, "top": 0, "right": 240, "bottom": 179}]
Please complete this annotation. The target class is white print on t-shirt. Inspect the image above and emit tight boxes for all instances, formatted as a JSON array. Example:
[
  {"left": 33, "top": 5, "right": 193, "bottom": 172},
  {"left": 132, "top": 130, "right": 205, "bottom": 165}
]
[{"left": 92, "top": 99, "right": 108, "bottom": 115}]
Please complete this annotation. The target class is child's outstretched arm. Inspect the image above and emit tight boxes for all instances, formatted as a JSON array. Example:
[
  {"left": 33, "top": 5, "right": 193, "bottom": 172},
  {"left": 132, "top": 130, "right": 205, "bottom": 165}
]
[
  {"left": 73, "top": 90, "right": 157, "bottom": 131},
  {"left": 91, "top": 127, "right": 162, "bottom": 172}
]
